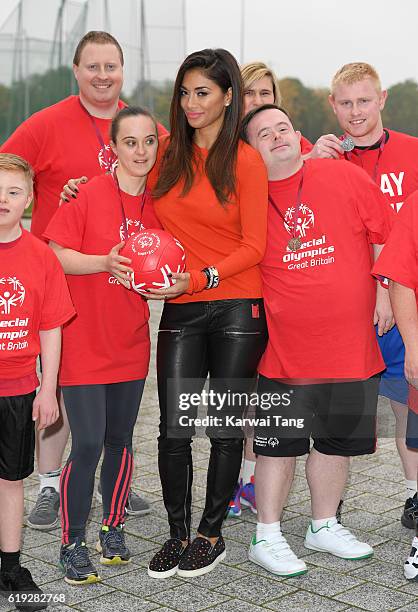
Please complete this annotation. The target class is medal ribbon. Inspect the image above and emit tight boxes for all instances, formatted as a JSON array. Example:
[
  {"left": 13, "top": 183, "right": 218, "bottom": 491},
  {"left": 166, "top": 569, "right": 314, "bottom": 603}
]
[
  {"left": 268, "top": 163, "right": 305, "bottom": 246},
  {"left": 113, "top": 172, "right": 147, "bottom": 240},
  {"left": 78, "top": 97, "right": 114, "bottom": 171},
  {"left": 344, "top": 130, "right": 387, "bottom": 183}
]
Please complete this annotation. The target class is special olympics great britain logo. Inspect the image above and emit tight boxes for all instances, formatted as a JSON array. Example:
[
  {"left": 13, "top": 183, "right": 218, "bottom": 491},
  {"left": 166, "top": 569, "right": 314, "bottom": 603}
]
[
  {"left": 131, "top": 232, "right": 161, "bottom": 257},
  {"left": 0, "top": 277, "right": 25, "bottom": 314},
  {"left": 98, "top": 145, "right": 118, "bottom": 173},
  {"left": 284, "top": 203, "right": 314, "bottom": 238}
]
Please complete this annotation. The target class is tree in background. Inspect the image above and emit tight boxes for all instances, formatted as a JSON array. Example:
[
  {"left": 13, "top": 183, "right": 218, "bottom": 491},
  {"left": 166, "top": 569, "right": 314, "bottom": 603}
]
[
  {"left": 279, "top": 77, "right": 339, "bottom": 142},
  {"left": 382, "top": 79, "right": 418, "bottom": 136},
  {"left": 128, "top": 80, "right": 172, "bottom": 130},
  {"left": 2, "top": 74, "right": 418, "bottom": 145}
]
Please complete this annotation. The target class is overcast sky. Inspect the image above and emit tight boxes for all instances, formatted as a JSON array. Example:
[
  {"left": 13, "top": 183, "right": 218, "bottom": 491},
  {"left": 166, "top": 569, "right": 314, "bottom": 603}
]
[{"left": 0, "top": 0, "right": 416, "bottom": 90}]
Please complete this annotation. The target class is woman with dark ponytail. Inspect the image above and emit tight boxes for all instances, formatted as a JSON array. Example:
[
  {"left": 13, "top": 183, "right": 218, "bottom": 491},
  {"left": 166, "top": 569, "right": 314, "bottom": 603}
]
[{"left": 146, "top": 48, "right": 268, "bottom": 579}]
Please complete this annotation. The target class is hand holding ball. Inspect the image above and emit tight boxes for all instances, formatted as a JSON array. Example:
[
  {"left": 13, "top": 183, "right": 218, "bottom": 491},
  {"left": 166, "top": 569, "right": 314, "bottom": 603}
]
[{"left": 120, "top": 229, "right": 186, "bottom": 295}]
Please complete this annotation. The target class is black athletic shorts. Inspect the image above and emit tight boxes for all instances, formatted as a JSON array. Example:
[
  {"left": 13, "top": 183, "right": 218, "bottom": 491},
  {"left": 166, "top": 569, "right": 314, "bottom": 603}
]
[
  {"left": 0, "top": 391, "right": 36, "bottom": 480},
  {"left": 253, "top": 375, "right": 379, "bottom": 457}
]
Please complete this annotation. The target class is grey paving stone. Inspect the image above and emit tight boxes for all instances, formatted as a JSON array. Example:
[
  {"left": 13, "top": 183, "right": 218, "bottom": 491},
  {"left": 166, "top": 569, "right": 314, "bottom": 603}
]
[
  {"left": 265, "top": 590, "right": 349, "bottom": 611},
  {"left": 361, "top": 463, "right": 405, "bottom": 482},
  {"left": 179, "top": 563, "right": 249, "bottom": 588},
  {"left": 216, "top": 539, "right": 249, "bottom": 566},
  {"left": 121, "top": 533, "right": 168, "bottom": 558},
  {"left": 284, "top": 566, "right": 364, "bottom": 597},
  {"left": 305, "top": 551, "right": 375, "bottom": 572},
  {"left": 214, "top": 573, "right": 296, "bottom": 604},
  {"left": 347, "top": 478, "right": 404, "bottom": 497},
  {"left": 21, "top": 527, "right": 60, "bottom": 550},
  {"left": 222, "top": 520, "right": 257, "bottom": 544},
  {"left": 334, "top": 582, "right": 416, "bottom": 610},
  {"left": 342, "top": 509, "right": 394, "bottom": 532},
  {"left": 378, "top": 521, "right": 414, "bottom": 544},
  {"left": 102, "top": 567, "right": 184, "bottom": 598},
  {"left": 203, "top": 601, "right": 272, "bottom": 612},
  {"left": 278, "top": 515, "right": 314, "bottom": 537},
  {"left": 75, "top": 591, "right": 158, "bottom": 611},
  {"left": 20, "top": 558, "right": 62, "bottom": 585},
  {"left": 119, "top": 515, "right": 171, "bottom": 540},
  {"left": 343, "top": 492, "right": 404, "bottom": 514},
  {"left": 396, "top": 604, "right": 418, "bottom": 612},
  {"left": 373, "top": 539, "right": 412, "bottom": 565},
  {"left": 23, "top": 542, "right": 63, "bottom": 565},
  {"left": 0, "top": 596, "right": 15, "bottom": 612},
  {"left": 349, "top": 560, "right": 408, "bottom": 587},
  {"left": 145, "top": 583, "right": 231, "bottom": 611},
  {"left": 39, "top": 578, "right": 115, "bottom": 607},
  {"left": 398, "top": 580, "right": 418, "bottom": 595},
  {"left": 90, "top": 560, "right": 143, "bottom": 581},
  {"left": 137, "top": 473, "right": 166, "bottom": 494}
]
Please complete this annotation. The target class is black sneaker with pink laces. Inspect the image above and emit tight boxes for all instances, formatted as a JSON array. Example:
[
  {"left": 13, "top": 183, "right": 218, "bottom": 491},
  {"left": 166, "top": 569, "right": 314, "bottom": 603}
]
[{"left": 177, "top": 535, "right": 226, "bottom": 577}]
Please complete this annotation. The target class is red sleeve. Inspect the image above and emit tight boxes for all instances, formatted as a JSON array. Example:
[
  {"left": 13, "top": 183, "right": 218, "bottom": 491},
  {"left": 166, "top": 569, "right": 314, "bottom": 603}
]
[
  {"left": 348, "top": 163, "right": 395, "bottom": 244},
  {"left": 40, "top": 249, "right": 75, "bottom": 330},
  {"left": 300, "top": 135, "right": 313, "bottom": 155},
  {"left": 43, "top": 190, "right": 88, "bottom": 250},
  {"left": 372, "top": 193, "right": 418, "bottom": 290},
  {"left": 157, "top": 122, "right": 169, "bottom": 136},
  {"left": 188, "top": 147, "right": 268, "bottom": 293},
  {"left": 142, "top": 192, "right": 163, "bottom": 230},
  {"left": 0, "top": 121, "right": 41, "bottom": 169}
]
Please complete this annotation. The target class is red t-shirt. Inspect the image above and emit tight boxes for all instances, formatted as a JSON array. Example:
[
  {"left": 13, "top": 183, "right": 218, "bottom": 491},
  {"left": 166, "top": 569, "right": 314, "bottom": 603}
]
[
  {"left": 44, "top": 173, "right": 161, "bottom": 386},
  {"left": 372, "top": 192, "right": 418, "bottom": 412},
  {"left": 343, "top": 129, "right": 418, "bottom": 212},
  {"left": 0, "top": 95, "right": 168, "bottom": 240},
  {"left": 259, "top": 158, "right": 394, "bottom": 382},
  {"left": 152, "top": 137, "right": 268, "bottom": 302},
  {"left": 0, "top": 231, "right": 75, "bottom": 396}
]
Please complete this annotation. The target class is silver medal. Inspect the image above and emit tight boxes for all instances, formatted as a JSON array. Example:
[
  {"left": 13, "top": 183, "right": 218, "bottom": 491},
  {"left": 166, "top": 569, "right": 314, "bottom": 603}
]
[{"left": 340, "top": 136, "right": 355, "bottom": 152}]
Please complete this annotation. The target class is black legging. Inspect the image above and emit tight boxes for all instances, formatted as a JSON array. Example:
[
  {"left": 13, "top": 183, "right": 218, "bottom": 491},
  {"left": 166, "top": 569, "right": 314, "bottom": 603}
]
[
  {"left": 60, "top": 380, "right": 144, "bottom": 544},
  {"left": 157, "top": 298, "right": 267, "bottom": 540}
]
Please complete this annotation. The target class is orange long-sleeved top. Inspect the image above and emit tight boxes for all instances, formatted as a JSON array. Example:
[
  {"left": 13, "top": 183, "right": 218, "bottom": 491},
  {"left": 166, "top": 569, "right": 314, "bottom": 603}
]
[{"left": 152, "top": 136, "right": 268, "bottom": 303}]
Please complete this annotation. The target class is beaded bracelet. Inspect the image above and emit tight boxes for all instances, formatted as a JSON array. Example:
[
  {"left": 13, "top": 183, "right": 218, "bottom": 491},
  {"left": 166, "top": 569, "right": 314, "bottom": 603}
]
[{"left": 201, "top": 266, "right": 220, "bottom": 289}]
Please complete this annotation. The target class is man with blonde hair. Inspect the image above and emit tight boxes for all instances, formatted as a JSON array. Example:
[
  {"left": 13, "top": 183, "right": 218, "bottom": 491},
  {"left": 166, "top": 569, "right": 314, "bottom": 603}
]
[{"left": 312, "top": 62, "right": 418, "bottom": 529}]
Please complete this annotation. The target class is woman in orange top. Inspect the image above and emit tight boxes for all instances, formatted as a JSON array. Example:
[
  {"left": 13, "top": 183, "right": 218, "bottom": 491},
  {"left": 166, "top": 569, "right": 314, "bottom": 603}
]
[{"left": 146, "top": 49, "right": 268, "bottom": 579}]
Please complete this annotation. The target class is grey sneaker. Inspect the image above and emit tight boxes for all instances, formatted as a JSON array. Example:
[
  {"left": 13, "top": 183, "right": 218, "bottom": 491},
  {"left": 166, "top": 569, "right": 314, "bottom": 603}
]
[
  {"left": 27, "top": 486, "right": 60, "bottom": 530},
  {"left": 96, "top": 483, "right": 151, "bottom": 516}
]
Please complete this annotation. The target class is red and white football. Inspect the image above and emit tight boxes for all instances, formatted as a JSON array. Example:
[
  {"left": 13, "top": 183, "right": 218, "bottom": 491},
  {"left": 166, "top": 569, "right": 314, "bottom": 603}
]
[{"left": 120, "top": 229, "right": 186, "bottom": 295}]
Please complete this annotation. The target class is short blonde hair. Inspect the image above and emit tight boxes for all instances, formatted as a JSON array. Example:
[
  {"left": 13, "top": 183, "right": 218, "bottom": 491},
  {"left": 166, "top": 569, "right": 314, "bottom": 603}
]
[
  {"left": 241, "top": 61, "right": 282, "bottom": 105},
  {"left": 0, "top": 153, "right": 34, "bottom": 190},
  {"left": 331, "top": 62, "right": 381, "bottom": 95}
]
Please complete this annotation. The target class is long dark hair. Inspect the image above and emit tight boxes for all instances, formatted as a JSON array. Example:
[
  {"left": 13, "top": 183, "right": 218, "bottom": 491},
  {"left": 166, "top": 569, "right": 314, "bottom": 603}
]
[{"left": 154, "top": 48, "right": 243, "bottom": 205}]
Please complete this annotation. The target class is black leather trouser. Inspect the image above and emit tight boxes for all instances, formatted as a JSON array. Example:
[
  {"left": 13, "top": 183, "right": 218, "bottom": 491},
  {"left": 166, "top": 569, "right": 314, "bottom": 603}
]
[{"left": 157, "top": 298, "right": 268, "bottom": 540}]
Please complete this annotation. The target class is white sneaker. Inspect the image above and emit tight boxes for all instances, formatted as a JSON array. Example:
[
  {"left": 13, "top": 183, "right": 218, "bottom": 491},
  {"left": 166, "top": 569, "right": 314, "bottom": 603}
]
[
  {"left": 404, "top": 536, "right": 418, "bottom": 581},
  {"left": 304, "top": 519, "right": 373, "bottom": 560},
  {"left": 248, "top": 533, "right": 308, "bottom": 577}
]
